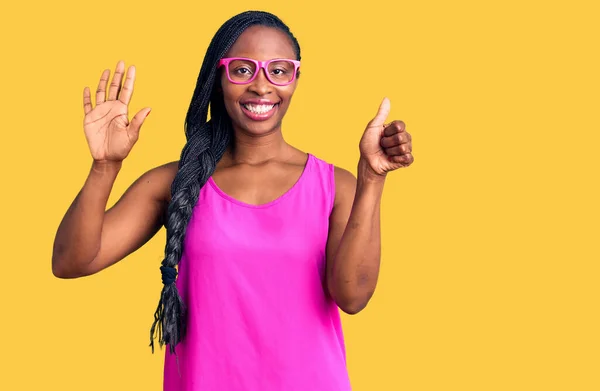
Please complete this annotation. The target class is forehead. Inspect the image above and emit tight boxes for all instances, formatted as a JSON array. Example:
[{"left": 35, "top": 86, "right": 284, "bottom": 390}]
[{"left": 225, "top": 25, "right": 296, "bottom": 60}]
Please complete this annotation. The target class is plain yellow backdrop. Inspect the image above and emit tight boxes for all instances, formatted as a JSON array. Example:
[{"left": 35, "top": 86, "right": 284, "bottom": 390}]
[{"left": 0, "top": 0, "right": 598, "bottom": 390}]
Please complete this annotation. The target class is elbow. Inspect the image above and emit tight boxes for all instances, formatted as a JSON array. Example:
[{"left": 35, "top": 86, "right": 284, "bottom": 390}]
[
  {"left": 328, "top": 284, "right": 373, "bottom": 315},
  {"left": 51, "top": 251, "right": 88, "bottom": 279},
  {"left": 337, "top": 297, "right": 370, "bottom": 315},
  {"left": 51, "top": 257, "right": 74, "bottom": 279},
  {"left": 52, "top": 245, "right": 73, "bottom": 278},
  {"left": 52, "top": 263, "right": 67, "bottom": 279},
  {"left": 52, "top": 261, "right": 87, "bottom": 279},
  {"left": 339, "top": 303, "right": 366, "bottom": 315}
]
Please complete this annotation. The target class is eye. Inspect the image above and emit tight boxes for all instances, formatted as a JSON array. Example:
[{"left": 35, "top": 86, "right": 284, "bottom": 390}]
[
  {"left": 270, "top": 67, "right": 290, "bottom": 77},
  {"left": 268, "top": 60, "right": 294, "bottom": 79},
  {"left": 235, "top": 66, "right": 253, "bottom": 75}
]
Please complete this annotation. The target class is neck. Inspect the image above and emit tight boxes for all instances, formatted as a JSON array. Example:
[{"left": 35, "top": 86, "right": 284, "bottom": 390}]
[{"left": 226, "top": 126, "right": 290, "bottom": 164}]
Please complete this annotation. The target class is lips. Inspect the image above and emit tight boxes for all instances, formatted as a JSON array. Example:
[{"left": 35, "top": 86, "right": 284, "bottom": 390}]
[{"left": 240, "top": 99, "right": 280, "bottom": 121}]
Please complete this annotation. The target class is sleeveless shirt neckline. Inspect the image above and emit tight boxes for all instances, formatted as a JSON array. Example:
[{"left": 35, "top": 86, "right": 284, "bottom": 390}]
[{"left": 207, "top": 153, "right": 313, "bottom": 209}]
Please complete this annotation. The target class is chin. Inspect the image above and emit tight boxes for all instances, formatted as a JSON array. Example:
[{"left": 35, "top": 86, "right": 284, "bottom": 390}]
[{"left": 239, "top": 118, "right": 282, "bottom": 135}]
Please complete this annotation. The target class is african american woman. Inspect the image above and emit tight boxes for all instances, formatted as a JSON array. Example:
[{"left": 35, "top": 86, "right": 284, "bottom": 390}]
[{"left": 52, "top": 10, "right": 414, "bottom": 391}]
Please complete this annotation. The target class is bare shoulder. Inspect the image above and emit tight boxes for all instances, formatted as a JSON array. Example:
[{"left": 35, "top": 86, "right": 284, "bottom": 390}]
[
  {"left": 333, "top": 165, "right": 357, "bottom": 183},
  {"left": 142, "top": 160, "right": 179, "bottom": 181},
  {"left": 134, "top": 161, "right": 179, "bottom": 203},
  {"left": 333, "top": 166, "right": 357, "bottom": 207}
]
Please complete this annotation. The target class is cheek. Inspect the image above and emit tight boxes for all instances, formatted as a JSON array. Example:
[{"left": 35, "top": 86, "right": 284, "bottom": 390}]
[
  {"left": 283, "top": 80, "right": 298, "bottom": 98},
  {"left": 278, "top": 85, "right": 297, "bottom": 107},
  {"left": 221, "top": 86, "right": 242, "bottom": 114}
]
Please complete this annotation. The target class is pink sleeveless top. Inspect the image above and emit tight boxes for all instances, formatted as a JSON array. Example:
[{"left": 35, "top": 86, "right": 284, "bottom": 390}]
[{"left": 163, "top": 153, "right": 352, "bottom": 391}]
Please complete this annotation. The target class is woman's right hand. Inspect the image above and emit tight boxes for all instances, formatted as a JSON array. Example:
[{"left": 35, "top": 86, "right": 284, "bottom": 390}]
[{"left": 83, "top": 60, "right": 151, "bottom": 163}]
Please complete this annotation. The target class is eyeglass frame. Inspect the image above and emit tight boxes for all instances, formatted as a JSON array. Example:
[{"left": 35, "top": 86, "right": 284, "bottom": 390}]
[{"left": 218, "top": 57, "right": 301, "bottom": 86}]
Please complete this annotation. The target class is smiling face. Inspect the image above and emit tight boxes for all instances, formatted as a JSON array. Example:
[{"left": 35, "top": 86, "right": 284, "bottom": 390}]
[{"left": 220, "top": 25, "right": 299, "bottom": 136}]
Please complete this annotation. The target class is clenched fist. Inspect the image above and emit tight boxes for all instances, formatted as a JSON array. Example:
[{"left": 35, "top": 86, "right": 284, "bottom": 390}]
[{"left": 359, "top": 98, "right": 414, "bottom": 176}]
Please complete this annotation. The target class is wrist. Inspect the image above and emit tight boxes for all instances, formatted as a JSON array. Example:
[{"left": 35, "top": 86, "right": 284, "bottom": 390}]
[
  {"left": 91, "top": 159, "right": 123, "bottom": 175},
  {"left": 356, "top": 159, "right": 386, "bottom": 200},
  {"left": 357, "top": 157, "right": 386, "bottom": 185}
]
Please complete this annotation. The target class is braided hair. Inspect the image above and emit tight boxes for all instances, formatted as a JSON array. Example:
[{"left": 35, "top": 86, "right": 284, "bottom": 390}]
[{"left": 149, "top": 10, "right": 302, "bottom": 355}]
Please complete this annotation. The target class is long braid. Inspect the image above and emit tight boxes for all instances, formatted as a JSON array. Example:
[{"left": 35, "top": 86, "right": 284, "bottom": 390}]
[{"left": 149, "top": 11, "right": 302, "bottom": 355}]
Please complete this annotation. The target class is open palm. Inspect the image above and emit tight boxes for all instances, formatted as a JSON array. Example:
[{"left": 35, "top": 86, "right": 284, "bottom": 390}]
[{"left": 82, "top": 60, "right": 151, "bottom": 162}]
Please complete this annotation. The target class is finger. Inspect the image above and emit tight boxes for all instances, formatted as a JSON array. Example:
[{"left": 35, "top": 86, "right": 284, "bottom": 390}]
[
  {"left": 383, "top": 120, "right": 406, "bottom": 137},
  {"left": 83, "top": 87, "right": 93, "bottom": 115},
  {"left": 385, "top": 143, "right": 412, "bottom": 156},
  {"left": 96, "top": 69, "right": 110, "bottom": 105},
  {"left": 367, "top": 97, "right": 391, "bottom": 128},
  {"left": 380, "top": 131, "right": 411, "bottom": 148},
  {"left": 129, "top": 107, "right": 152, "bottom": 137},
  {"left": 388, "top": 153, "right": 414, "bottom": 165},
  {"left": 119, "top": 65, "right": 136, "bottom": 105},
  {"left": 108, "top": 60, "right": 125, "bottom": 101}
]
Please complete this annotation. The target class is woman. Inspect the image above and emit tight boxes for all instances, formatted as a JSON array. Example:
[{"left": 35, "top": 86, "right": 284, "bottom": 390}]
[{"left": 52, "top": 10, "right": 413, "bottom": 391}]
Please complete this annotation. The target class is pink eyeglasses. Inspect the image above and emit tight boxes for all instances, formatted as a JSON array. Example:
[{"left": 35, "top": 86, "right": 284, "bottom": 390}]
[{"left": 218, "top": 57, "right": 301, "bottom": 86}]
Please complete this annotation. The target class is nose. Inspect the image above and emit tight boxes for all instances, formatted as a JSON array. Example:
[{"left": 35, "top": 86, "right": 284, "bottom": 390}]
[{"left": 247, "top": 67, "right": 273, "bottom": 96}]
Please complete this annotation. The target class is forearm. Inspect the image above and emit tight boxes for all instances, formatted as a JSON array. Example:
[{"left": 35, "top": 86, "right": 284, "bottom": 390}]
[
  {"left": 328, "top": 160, "right": 385, "bottom": 314},
  {"left": 52, "top": 160, "right": 122, "bottom": 276}
]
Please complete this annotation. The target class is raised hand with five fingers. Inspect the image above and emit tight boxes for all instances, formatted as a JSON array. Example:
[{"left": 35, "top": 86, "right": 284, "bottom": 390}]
[
  {"left": 358, "top": 97, "right": 414, "bottom": 177},
  {"left": 82, "top": 60, "right": 151, "bottom": 163}
]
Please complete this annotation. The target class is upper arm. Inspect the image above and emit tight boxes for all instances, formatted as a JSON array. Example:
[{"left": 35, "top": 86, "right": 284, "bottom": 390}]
[
  {"left": 325, "top": 166, "right": 357, "bottom": 274},
  {"left": 83, "top": 161, "right": 178, "bottom": 275}
]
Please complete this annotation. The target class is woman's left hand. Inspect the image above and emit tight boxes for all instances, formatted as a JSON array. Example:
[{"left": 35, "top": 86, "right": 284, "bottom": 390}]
[{"left": 359, "top": 98, "right": 414, "bottom": 177}]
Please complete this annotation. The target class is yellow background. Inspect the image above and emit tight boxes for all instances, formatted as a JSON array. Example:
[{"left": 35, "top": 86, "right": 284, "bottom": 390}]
[{"left": 1, "top": 0, "right": 598, "bottom": 390}]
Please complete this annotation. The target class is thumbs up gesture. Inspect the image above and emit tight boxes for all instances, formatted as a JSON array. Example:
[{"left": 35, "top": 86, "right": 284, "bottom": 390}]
[{"left": 359, "top": 98, "right": 414, "bottom": 176}]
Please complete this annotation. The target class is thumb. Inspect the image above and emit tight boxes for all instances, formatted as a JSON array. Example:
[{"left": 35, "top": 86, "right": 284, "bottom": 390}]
[
  {"left": 129, "top": 107, "right": 152, "bottom": 136},
  {"left": 368, "top": 97, "right": 391, "bottom": 128}
]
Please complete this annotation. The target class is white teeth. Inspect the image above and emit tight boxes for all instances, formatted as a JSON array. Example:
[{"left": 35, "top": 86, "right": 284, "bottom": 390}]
[{"left": 243, "top": 104, "right": 275, "bottom": 114}]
